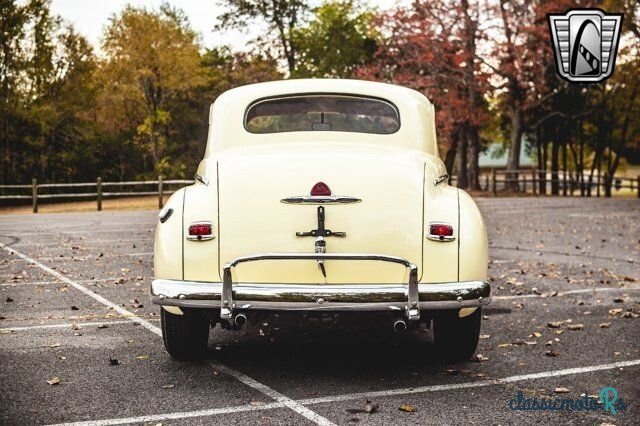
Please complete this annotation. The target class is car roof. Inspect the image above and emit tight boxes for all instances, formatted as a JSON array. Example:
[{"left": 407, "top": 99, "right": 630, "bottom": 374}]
[{"left": 206, "top": 79, "right": 438, "bottom": 155}]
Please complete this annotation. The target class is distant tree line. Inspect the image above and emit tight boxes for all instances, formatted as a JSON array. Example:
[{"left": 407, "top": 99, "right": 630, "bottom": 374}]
[{"left": 1, "top": 0, "right": 639, "bottom": 196}]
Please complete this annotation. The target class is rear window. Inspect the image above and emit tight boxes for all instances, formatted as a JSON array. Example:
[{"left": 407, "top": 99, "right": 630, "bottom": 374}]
[{"left": 244, "top": 95, "right": 400, "bottom": 135}]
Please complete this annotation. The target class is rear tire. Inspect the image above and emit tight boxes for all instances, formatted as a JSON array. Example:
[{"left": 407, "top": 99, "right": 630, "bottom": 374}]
[
  {"left": 161, "top": 308, "right": 210, "bottom": 360},
  {"left": 433, "top": 308, "right": 481, "bottom": 362}
]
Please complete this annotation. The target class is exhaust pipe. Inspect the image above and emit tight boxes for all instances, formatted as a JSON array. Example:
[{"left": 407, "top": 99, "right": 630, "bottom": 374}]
[
  {"left": 393, "top": 319, "right": 407, "bottom": 333},
  {"left": 234, "top": 313, "right": 247, "bottom": 327}
]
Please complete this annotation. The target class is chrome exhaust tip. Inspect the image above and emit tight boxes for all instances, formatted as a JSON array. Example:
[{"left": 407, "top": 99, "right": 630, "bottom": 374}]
[
  {"left": 234, "top": 313, "right": 247, "bottom": 327},
  {"left": 393, "top": 319, "right": 407, "bottom": 333}
]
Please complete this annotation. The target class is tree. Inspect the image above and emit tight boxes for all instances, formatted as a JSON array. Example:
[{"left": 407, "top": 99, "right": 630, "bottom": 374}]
[
  {"left": 0, "top": 0, "right": 97, "bottom": 184},
  {"left": 215, "top": 0, "right": 308, "bottom": 74},
  {"left": 0, "top": 0, "right": 29, "bottom": 183},
  {"left": 292, "top": 1, "right": 377, "bottom": 78},
  {"left": 357, "top": 0, "right": 489, "bottom": 189},
  {"left": 98, "top": 4, "right": 207, "bottom": 176},
  {"left": 488, "top": 0, "right": 577, "bottom": 190}
]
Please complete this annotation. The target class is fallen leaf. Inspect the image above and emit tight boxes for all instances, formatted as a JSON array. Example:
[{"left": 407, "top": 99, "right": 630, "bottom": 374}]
[
  {"left": 547, "top": 321, "right": 563, "bottom": 328},
  {"left": 545, "top": 350, "right": 560, "bottom": 357},
  {"left": 399, "top": 404, "right": 417, "bottom": 412},
  {"left": 613, "top": 298, "right": 624, "bottom": 303},
  {"left": 97, "top": 324, "right": 109, "bottom": 329},
  {"left": 567, "top": 324, "right": 584, "bottom": 331},
  {"left": 532, "top": 332, "right": 542, "bottom": 338},
  {"left": 47, "top": 377, "right": 60, "bottom": 385},
  {"left": 545, "top": 340, "right": 553, "bottom": 346},
  {"left": 498, "top": 343, "right": 512, "bottom": 348},
  {"left": 0, "top": 330, "right": 13, "bottom": 334},
  {"left": 136, "top": 355, "right": 149, "bottom": 360},
  {"left": 479, "top": 334, "right": 491, "bottom": 339},
  {"left": 70, "top": 306, "right": 79, "bottom": 311},
  {"left": 162, "top": 384, "right": 175, "bottom": 389},
  {"left": 599, "top": 322, "right": 611, "bottom": 328},
  {"left": 109, "top": 356, "right": 120, "bottom": 366},
  {"left": 609, "top": 308, "right": 623, "bottom": 315},
  {"left": 554, "top": 387, "right": 570, "bottom": 393},
  {"left": 364, "top": 400, "right": 379, "bottom": 414},
  {"left": 472, "top": 354, "right": 489, "bottom": 362},
  {"left": 44, "top": 343, "right": 61, "bottom": 348}
]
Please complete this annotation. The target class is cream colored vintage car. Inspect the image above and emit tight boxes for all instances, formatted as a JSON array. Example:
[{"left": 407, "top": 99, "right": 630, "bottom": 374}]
[{"left": 151, "top": 79, "right": 490, "bottom": 361}]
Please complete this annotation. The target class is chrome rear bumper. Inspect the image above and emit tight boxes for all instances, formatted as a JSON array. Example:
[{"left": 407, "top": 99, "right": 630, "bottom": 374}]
[{"left": 150, "top": 253, "right": 491, "bottom": 322}]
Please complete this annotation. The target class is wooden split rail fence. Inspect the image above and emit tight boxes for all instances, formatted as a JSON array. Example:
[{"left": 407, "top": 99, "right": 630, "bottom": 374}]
[
  {"left": 1, "top": 170, "right": 638, "bottom": 214},
  {"left": 0, "top": 177, "right": 194, "bottom": 213},
  {"left": 450, "top": 169, "right": 640, "bottom": 198}
]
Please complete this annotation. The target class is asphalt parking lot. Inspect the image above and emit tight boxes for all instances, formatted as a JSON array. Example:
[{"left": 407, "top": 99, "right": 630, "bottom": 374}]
[{"left": 1, "top": 197, "right": 639, "bottom": 425}]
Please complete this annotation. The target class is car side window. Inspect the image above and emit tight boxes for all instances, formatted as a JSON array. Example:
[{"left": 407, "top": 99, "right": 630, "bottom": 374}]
[{"left": 244, "top": 95, "right": 400, "bottom": 135}]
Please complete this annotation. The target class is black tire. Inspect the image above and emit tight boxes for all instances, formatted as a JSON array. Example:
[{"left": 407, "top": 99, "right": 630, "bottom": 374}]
[
  {"left": 433, "top": 308, "right": 481, "bottom": 362},
  {"left": 161, "top": 308, "right": 210, "bottom": 360}
]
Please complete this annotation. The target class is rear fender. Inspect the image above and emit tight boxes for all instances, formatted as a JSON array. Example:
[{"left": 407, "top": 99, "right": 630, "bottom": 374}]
[
  {"left": 422, "top": 158, "right": 459, "bottom": 283},
  {"left": 154, "top": 188, "right": 186, "bottom": 280},
  {"left": 183, "top": 162, "right": 220, "bottom": 282},
  {"left": 458, "top": 189, "right": 488, "bottom": 281}
]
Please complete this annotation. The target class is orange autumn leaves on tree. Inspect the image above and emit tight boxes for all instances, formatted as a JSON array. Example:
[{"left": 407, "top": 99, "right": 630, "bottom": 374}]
[{"left": 357, "top": 0, "right": 490, "bottom": 189}]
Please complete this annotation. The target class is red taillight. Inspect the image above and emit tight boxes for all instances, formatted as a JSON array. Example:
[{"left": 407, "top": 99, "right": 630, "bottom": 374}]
[
  {"left": 428, "top": 223, "right": 454, "bottom": 241},
  {"left": 310, "top": 182, "right": 332, "bottom": 196},
  {"left": 188, "top": 222, "right": 214, "bottom": 240}
]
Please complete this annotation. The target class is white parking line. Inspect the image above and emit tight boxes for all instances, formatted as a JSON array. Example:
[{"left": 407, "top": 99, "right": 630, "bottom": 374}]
[
  {"left": 0, "top": 319, "right": 145, "bottom": 332},
  {"left": 493, "top": 286, "right": 640, "bottom": 300},
  {"left": 0, "top": 242, "right": 336, "bottom": 426},
  {"left": 48, "top": 402, "right": 285, "bottom": 426},
  {"left": 46, "top": 358, "right": 640, "bottom": 426},
  {"left": 298, "top": 359, "right": 640, "bottom": 405},
  {"left": 0, "top": 278, "right": 114, "bottom": 287},
  {"left": 9, "top": 238, "right": 147, "bottom": 247}
]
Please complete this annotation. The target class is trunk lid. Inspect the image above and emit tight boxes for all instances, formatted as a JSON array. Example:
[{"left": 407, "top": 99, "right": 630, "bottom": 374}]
[{"left": 217, "top": 142, "right": 424, "bottom": 284}]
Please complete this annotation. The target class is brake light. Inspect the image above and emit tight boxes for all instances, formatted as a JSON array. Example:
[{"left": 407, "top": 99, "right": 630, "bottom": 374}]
[
  {"left": 187, "top": 222, "right": 214, "bottom": 241},
  {"left": 310, "top": 182, "right": 332, "bottom": 196},
  {"left": 427, "top": 223, "right": 454, "bottom": 242}
]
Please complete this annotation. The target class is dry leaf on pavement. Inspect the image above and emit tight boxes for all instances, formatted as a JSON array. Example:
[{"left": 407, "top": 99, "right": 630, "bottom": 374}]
[{"left": 399, "top": 404, "right": 417, "bottom": 412}]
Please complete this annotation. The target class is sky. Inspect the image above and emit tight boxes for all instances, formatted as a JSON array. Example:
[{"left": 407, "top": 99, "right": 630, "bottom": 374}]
[{"left": 49, "top": 0, "right": 406, "bottom": 52}]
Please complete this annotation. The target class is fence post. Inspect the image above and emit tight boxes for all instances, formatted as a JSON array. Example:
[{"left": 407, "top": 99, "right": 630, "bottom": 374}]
[
  {"left": 484, "top": 173, "right": 489, "bottom": 191},
  {"left": 97, "top": 177, "right": 102, "bottom": 211},
  {"left": 158, "top": 175, "right": 164, "bottom": 209},
  {"left": 491, "top": 168, "right": 497, "bottom": 195},
  {"left": 531, "top": 169, "right": 536, "bottom": 195},
  {"left": 637, "top": 176, "right": 640, "bottom": 199},
  {"left": 562, "top": 171, "right": 568, "bottom": 196},
  {"left": 32, "top": 178, "right": 38, "bottom": 213}
]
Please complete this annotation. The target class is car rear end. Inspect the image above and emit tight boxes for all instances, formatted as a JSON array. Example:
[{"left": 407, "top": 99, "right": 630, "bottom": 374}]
[{"left": 151, "top": 79, "right": 490, "bottom": 361}]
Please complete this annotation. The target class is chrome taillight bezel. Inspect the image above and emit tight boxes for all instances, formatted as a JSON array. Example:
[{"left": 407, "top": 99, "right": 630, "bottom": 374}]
[
  {"left": 426, "top": 222, "right": 455, "bottom": 242},
  {"left": 187, "top": 221, "right": 215, "bottom": 241}
]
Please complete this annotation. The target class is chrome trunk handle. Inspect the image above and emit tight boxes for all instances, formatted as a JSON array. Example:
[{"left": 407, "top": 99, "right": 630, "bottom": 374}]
[{"left": 221, "top": 253, "right": 419, "bottom": 322}]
